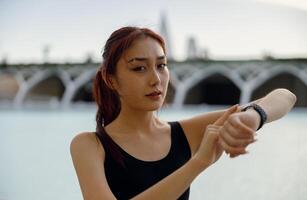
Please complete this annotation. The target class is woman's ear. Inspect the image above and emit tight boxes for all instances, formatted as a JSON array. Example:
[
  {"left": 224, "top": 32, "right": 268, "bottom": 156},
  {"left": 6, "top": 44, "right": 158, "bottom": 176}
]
[{"left": 102, "top": 70, "right": 118, "bottom": 91}]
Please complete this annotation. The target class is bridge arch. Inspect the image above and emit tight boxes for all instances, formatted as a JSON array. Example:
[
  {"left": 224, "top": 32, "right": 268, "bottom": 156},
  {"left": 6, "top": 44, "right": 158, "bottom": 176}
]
[
  {"left": 62, "top": 68, "right": 97, "bottom": 105},
  {"left": 25, "top": 75, "right": 65, "bottom": 103},
  {"left": 173, "top": 66, "right": 244, "bottom": 107},
  {"left": 14, "top": 68, "right": 70, "bottom": 106},
  {"left": 251, "top": 66, "right": 307, "bottom": 107}
]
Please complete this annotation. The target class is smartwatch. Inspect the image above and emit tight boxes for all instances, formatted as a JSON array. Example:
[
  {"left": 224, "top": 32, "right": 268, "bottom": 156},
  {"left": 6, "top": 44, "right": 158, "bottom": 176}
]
[{"left": 241, "top": 103, "right": 267, "bottom": 130}]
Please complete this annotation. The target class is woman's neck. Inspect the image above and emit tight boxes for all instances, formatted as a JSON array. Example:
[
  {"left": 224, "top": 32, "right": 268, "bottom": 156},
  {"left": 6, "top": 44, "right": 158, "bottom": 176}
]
[{"left": 108, "top": 106, "right": 163, "bottom": 135}]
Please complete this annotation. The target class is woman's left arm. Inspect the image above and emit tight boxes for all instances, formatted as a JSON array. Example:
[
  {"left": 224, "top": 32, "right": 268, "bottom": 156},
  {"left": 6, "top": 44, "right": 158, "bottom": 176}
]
[
  {"left": 243, "top": 88, "right": 297, "bottom": 124},
  {"left": 180, "top": 88, "right": 297, "bottom": 156}
]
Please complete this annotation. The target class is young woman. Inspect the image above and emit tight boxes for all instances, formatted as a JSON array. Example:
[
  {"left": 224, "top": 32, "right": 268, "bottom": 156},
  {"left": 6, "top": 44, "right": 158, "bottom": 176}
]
[{"left": 70, "top": 26, "right": 297, "bottom": 200}]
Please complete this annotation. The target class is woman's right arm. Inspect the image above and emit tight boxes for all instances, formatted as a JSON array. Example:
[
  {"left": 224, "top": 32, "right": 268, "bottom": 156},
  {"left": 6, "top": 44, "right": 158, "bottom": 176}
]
[
  {"left": 70, "top": 132, "right": 117, "bottom": 200},
  {"left": 70, "top": 109, "right": 233, "bottom": 200}
]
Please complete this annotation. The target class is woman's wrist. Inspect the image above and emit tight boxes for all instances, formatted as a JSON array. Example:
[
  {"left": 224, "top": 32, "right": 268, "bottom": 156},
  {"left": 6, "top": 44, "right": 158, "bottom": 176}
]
[
  {"left": 245, "top": 109, "right": 261, "bottom": 131},
  {"left": 189, "top": 156, "right": 211, "bottom": 172},
  {"left": 242, "top": 103, "right": 267, "bottom": 131}
]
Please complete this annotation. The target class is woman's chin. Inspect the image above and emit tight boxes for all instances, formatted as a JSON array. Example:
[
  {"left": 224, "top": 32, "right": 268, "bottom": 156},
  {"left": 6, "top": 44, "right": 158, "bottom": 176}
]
[{"left": 145, "top": 102, "right": 164, "bottom": 111}]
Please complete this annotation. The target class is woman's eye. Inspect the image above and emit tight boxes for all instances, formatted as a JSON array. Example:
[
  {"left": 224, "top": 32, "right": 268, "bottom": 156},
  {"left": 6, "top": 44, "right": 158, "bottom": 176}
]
[
  {"left": 157, "top": 64, "right": 167, "bottom": 70},
  {"left": 132, "top": 66, "right": 146, "bottom": 72}
]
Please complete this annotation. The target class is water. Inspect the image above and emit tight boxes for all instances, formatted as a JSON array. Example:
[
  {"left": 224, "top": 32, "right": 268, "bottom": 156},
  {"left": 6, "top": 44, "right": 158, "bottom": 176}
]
[{"left": 0, "top": 106, "right": 307, "bottom": 200}]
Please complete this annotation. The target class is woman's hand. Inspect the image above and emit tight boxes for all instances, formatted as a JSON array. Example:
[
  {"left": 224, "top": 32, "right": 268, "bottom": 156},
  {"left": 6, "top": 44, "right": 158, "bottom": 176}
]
[
  {"left": 219, "top": 109, "right": 259, "bottom": 158},
  {"left": 192, "top": 105, "right": 239, "bottom": 168}
]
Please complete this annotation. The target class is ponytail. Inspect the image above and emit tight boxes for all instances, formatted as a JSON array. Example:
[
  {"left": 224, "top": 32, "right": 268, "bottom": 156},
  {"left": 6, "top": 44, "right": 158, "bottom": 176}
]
[{"left": 93, "top": 69, "right": 125, "bottom": 167}]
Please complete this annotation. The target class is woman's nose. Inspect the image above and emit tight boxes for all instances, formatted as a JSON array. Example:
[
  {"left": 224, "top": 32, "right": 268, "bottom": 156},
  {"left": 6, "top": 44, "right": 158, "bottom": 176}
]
[{"left": 149, "top": 69, "right": 161, "bottom": 86}]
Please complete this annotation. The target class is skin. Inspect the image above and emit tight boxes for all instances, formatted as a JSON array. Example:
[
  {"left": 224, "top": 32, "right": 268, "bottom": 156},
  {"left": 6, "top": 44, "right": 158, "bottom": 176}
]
[{"left": 70, "top": 36, "right": 297, "bottom": 200}]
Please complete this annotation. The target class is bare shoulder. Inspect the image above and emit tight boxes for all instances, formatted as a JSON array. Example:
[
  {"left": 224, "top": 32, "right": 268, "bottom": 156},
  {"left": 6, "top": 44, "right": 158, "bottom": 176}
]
[
  {"left": 70, "top": 132, "right": 104, "bottom": 158},
  {"left": 70, "top": 132, "right": 116, "bottom": 199}
]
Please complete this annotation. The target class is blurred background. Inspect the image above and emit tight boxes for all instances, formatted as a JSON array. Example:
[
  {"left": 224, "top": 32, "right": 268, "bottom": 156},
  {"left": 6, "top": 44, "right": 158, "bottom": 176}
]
[{"left": 1, "top": 0, "right": 307, "bottom": 199}]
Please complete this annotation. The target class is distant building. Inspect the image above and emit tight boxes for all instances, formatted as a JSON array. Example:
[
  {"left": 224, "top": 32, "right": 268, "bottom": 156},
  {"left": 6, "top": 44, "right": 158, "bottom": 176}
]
[
  {"left": 159, "top": 12, "right": 173, "bottom": 60},
  {"left": 186, "top": 37, "right": 198, "bottom": 60},
  {"left": 186, "top": 36, "right": 210, "bottom": 60}
]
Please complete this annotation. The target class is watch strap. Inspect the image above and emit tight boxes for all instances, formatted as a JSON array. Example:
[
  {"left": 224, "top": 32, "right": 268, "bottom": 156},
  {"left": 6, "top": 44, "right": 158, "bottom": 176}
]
[{"left": 242, "top": 103, "right": 267, "bottom": 130}]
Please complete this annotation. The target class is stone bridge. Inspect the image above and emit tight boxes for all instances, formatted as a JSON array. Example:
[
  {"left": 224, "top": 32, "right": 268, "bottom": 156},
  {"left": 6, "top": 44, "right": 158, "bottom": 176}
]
[{"left": 0, "top": 59, "right": 306, "bottom": 108}]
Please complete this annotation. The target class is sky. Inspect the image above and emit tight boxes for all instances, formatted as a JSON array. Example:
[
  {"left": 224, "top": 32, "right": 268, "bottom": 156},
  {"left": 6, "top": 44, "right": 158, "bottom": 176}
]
[{"left": 1, "top": 0, "right": 307, "bottom": 63}]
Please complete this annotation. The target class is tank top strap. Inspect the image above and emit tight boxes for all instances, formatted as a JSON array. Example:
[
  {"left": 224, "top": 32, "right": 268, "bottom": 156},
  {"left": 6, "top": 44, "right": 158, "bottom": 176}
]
[
  {"left": 95, "top": 131, "right": 111, "bottom": 153},
  {"left": 95, "top": 130, "right": 127, "bottom": 167},
  {"left": 168, "top": 121, "right": 192, "bottom": 159}
]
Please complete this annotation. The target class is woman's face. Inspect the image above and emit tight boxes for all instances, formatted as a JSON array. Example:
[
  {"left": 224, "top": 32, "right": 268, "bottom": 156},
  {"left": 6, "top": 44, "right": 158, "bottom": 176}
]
[{"left": 111, "top": 36, "right": 169, "bottom": 111}]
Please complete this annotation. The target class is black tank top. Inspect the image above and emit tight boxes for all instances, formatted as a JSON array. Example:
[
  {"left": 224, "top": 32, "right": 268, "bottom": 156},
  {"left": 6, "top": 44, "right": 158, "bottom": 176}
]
[{"left": 97, "top": 121, "right": 192, "bottom": 200}]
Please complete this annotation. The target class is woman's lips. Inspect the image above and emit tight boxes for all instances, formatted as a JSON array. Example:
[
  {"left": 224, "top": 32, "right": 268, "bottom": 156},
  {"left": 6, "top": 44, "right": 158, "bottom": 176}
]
[
  {"left": 146, "top": 91, "right": 162, "bottom": 96},
  {"left": 145, "top": 91, "right": 162, "bottom": 100}
]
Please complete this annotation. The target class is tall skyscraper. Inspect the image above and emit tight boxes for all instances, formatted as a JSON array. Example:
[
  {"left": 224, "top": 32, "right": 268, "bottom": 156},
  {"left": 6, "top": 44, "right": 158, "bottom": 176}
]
[
  {"left": 159, "top": 11, "right": 173, "bottom": 60},
  {"left": 186, "top": 36, "right": 198, "bottom": 60}
]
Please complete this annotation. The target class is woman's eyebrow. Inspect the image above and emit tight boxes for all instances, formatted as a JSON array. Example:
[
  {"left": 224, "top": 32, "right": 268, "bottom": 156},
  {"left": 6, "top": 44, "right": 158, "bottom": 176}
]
[{"left": 127, "top": 56, "right": 166, "bottom": 63}]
